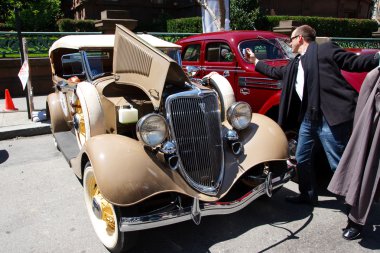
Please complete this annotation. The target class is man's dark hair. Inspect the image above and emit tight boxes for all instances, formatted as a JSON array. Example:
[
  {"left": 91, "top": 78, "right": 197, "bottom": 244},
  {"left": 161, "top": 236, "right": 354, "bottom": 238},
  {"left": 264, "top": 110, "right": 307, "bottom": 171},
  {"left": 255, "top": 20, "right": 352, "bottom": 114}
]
[{"left": 295, "top": 25, "right": 316, "bottom": 42}]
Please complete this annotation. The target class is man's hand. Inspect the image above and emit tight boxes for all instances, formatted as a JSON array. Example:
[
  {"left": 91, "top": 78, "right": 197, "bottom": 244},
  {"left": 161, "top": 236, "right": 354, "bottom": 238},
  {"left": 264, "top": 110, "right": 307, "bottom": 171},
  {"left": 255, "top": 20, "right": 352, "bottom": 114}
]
[{"left": 244, "top": 48, "right": 258, "bottom": 65}]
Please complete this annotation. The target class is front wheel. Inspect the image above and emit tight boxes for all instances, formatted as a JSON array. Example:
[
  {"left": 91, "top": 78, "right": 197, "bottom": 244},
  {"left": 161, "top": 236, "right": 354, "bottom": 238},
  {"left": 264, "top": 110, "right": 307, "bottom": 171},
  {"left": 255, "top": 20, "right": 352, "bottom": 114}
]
[
  {"left": 83, "top": 162, "right": 137, "bottom": 252},
  {"left": 285, "top": 129, "right": 299, "bottom": 183},
  {"left": 285, "top": 129, "right": 298, "bottom": 161}
]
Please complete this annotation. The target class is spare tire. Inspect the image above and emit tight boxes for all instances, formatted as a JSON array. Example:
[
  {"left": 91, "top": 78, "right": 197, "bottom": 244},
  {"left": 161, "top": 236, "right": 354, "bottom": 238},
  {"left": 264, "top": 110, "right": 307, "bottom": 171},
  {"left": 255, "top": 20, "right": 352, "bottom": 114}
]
[
  {"left": 203, "top": 72, "right": 235, "bottom": 121},
  {"left": 74, "top": 82, "right": 106, "bottom": 148}
]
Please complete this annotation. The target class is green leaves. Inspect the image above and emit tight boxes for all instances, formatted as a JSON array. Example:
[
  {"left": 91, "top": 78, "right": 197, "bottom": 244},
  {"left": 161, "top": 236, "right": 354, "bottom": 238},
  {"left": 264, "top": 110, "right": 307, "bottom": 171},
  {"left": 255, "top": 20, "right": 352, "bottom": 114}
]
[
  {"left": 230, "top": 0, "right": 267, "bottom": 30},
  {"left": 1, "top": 0, "right": 62, "bottom": 31}
]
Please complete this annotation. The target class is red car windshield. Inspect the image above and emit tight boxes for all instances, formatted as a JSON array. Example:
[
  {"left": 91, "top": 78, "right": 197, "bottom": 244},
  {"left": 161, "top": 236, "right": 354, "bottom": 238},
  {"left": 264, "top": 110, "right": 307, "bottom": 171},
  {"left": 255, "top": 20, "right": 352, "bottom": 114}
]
[{"left": 239, "top": 38, "right": 294, "bottom": 61}]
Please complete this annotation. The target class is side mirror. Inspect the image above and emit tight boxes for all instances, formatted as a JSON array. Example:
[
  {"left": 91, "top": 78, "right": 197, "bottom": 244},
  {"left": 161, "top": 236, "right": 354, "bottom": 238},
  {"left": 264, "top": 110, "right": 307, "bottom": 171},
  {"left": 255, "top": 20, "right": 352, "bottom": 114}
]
[{"left": 185, "top": 66, "right": 201, "bottom": 77}]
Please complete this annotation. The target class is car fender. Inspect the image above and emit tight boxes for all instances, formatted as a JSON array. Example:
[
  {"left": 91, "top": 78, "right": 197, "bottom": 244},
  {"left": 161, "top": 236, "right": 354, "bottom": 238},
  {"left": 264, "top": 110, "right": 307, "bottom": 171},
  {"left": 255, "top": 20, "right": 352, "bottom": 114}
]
[
  {"left": 257, "top": 91, "right": 281, "bottom": 115},
  {"left": 76, "top": 134, "right": 199, "bottom": 206},
  {"left": 72, "top": 115, "right": 288, "bottom": 206},
  {"left": 221, "top": 113, "right": 288, "bottom": 191},
  {"left": 238, "top": 113, "right": 288, "bottom": 165},
  {"left": 47, "top": 93, "right": 70, "bottom": 133}
]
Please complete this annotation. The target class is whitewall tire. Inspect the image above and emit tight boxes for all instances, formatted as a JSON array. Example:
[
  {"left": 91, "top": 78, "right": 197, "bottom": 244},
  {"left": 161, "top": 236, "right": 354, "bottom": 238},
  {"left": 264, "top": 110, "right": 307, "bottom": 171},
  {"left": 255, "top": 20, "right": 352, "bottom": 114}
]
[{"left": 83, "top": 162, "right": 137, "bottom": 252}]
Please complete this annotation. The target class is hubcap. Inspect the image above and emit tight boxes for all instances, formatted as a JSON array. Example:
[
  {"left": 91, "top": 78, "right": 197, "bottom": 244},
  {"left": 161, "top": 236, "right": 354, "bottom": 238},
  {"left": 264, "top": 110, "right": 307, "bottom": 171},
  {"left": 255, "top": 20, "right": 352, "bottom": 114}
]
[
  {"left": 74, "top": 100, "right": 86, "bottom": 145},
  {"left": 92, "top": 195, "right": 103, "bottom": 220},
  {"left": 87, "top": 175, "right": 116, "bottom": 232}
]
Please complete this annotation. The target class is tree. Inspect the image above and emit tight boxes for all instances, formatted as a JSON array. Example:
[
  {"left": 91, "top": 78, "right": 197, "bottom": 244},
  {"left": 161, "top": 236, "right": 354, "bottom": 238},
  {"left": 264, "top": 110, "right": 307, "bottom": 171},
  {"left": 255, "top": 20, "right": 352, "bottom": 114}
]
[
  {"left": 3, "top": 0, "right": 62, "bottom": 31},
  {"left": 229, "top": 0, "right": 267, "bottom": 30},
  {"left": 0, "top": 1, "right": 9, "bottom": 22}
]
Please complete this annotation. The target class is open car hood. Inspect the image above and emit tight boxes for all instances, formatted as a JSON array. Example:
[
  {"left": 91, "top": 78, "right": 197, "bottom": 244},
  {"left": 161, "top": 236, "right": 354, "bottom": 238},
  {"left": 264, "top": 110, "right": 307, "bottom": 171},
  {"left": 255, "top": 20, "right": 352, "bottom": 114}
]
[{"left": 113, "top": 25, "right": 189, "bottom": 108}]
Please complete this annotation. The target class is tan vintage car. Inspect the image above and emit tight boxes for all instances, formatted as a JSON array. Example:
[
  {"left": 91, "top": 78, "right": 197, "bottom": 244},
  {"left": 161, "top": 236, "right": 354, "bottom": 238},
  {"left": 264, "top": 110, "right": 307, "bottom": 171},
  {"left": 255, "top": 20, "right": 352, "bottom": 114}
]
[{"left": 47, "top": 25, "right": 295, "bottom": 252}]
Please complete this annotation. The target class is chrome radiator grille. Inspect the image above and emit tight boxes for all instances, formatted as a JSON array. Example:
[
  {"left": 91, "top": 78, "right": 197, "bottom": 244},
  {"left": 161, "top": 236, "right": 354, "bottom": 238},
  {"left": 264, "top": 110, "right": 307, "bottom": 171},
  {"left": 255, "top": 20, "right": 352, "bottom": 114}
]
[{"left": 167, "top": 91, "right": 223, "bottom": 195}]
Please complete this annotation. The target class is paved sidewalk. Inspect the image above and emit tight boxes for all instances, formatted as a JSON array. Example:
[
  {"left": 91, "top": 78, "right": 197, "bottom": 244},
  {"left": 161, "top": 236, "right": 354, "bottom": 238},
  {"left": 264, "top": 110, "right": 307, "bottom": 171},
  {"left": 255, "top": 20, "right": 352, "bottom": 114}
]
[{"left": 0, "top": 95, "right": 51, "bottom": 140}]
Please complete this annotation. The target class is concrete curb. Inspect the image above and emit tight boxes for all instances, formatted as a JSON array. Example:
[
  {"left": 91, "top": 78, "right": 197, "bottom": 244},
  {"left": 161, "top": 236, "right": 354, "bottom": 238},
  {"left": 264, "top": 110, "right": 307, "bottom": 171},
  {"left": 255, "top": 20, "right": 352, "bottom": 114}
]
[
  {"left": 0, "top": 96, "right": 51, "bottom": 140},
  {"left": 0, "top": 122, "right": 51, "bottom": 140}
]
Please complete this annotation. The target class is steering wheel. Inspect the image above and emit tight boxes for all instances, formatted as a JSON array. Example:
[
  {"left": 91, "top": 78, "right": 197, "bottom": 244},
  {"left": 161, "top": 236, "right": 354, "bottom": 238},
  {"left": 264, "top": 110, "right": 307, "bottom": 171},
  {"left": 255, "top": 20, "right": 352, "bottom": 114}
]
[{"left": 91, "top": 69, "right": 99, "bottom": 76}]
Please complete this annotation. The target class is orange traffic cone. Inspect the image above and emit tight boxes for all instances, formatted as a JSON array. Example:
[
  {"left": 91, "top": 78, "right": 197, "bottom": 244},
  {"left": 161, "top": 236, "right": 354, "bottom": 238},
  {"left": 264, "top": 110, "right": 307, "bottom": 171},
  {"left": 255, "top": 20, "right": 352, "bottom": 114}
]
[{"left": 3, "top": 89, "right": 18, "bottom": 111}]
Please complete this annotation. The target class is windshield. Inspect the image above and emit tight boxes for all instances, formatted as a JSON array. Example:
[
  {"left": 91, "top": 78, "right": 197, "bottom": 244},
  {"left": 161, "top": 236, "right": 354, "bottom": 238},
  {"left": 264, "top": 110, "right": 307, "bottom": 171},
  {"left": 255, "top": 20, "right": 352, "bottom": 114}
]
[
  {"left": 84, "top": 50, "right": 113, "bottom": 79},
  {"left": 158, "top": 48, "right": 182, "bottom": 66},
  {"left": 239, "top": 38, "right": 294, "bottom": 61},
  {"left": 61, "top": 53, "right": 84, "bottom": 79},
  {"left": 276, "top": 38, "right": 295, "bottom": 59}
]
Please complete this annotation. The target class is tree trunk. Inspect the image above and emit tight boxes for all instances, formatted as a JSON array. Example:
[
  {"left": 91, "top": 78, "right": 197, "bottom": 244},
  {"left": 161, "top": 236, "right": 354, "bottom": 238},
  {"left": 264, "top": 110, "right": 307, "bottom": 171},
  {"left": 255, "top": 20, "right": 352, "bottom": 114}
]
[{"left": 197, "top": 0, "right": 227, "bottom": 31}]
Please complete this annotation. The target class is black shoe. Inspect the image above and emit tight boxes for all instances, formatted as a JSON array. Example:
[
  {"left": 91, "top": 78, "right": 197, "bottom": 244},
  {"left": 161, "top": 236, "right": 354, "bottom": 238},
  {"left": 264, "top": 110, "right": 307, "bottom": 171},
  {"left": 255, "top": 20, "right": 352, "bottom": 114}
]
[
  {"left": 285, "top": 194, "right": 318, "bottom": 206},
  {"left": 342, "top": 227, "right": 362, "bottom": 240}
]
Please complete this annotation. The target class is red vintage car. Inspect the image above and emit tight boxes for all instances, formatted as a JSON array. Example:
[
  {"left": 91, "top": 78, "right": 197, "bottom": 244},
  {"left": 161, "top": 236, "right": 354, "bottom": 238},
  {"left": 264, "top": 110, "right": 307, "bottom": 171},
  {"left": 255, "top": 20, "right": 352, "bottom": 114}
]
[
  {"left": 177, "top": 30, "right": 290, "bottom": 120},
  {"left": 177, "top": 31, "right": 372, "bottom": 120},
  {"left": 340, "top": 48, "right": 378, "bottom": 92}
]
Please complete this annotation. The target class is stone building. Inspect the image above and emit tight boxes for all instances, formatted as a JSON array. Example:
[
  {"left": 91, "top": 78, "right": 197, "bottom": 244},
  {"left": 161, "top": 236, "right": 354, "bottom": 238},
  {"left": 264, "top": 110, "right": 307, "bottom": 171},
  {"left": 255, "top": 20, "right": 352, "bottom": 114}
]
[{"left": 64, "top": 0, "right": 201, "bottom": 31}]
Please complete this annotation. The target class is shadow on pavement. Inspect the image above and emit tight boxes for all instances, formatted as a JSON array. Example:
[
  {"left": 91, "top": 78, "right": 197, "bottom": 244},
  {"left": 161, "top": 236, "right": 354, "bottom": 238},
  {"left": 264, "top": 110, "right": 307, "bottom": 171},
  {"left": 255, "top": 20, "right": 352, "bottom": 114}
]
[
  {"left": 319, "top": 198, "right": 380, "bottom": 250},
  {"left": 359, "top": 204, "right": 380, "bottom": 250},
  {"left": 128, "top": 181, "right": 380, "bottom": 252},
  {"left": 132, "top": 187, "right": 315, "bottom": 253},
  {"left": 0, "top": 149, "right": 9, "bottom": 164},
  {"left": 313, "top": 151, "right": 380, "bottom": 251}
]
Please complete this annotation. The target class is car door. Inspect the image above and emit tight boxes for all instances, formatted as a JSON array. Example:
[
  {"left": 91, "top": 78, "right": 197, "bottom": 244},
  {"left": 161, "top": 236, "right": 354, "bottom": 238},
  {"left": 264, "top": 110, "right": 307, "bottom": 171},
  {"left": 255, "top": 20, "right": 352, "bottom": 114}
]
[{"left": 202, "top": 41, "right": 237, "bottom": 90}]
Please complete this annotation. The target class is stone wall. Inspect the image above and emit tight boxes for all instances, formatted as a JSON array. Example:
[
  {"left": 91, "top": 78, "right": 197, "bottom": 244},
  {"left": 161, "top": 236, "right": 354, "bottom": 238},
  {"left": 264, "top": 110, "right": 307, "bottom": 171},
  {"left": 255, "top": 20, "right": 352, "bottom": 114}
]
[{"left": 0, "top": 58, "right": 53, "bottom": 99}]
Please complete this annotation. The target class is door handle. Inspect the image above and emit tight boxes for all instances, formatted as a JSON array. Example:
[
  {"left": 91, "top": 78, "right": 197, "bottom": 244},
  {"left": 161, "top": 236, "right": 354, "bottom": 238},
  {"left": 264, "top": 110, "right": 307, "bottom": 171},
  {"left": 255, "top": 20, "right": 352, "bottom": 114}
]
[{"left": 240, "top": 88, "right": 250, "bottom": 95}]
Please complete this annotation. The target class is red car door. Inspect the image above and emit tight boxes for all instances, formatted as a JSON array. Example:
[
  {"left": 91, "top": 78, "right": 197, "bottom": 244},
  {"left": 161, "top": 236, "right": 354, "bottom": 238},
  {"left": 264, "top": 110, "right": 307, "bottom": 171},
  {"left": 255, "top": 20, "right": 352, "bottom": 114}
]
[{"left": 201, "top": 41, "right": 237, "bottom": 91}]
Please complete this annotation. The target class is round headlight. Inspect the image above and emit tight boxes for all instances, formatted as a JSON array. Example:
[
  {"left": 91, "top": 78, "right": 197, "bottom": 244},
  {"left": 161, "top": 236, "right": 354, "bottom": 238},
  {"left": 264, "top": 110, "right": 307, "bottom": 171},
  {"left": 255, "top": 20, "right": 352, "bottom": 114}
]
[
  {"left": 136, "top": 114, "right": 168, "bottom": 147},
  {"left": 227, "top": 102, "right": 252, "bottom": 130}
]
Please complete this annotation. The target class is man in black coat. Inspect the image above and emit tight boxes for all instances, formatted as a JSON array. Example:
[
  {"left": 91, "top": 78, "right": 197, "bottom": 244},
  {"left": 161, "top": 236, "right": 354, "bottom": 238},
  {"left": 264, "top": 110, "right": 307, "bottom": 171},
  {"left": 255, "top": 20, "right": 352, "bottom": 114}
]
[{"left": 244, "top": 25, "right": 379, "bottom": 206}]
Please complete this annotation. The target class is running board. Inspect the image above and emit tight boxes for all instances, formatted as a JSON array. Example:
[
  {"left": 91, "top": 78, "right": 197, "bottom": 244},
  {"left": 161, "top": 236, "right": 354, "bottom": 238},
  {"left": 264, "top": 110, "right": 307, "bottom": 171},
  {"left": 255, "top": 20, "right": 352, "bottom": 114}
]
[{"left": 54, "top": 131, "right": 80, "bottom": 165}]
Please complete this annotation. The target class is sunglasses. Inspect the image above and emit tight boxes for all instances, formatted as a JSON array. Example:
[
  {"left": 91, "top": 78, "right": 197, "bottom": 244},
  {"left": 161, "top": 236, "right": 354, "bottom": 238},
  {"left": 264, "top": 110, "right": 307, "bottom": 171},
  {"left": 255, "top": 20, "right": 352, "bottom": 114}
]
[{"left": 286, "top": 34, "right": 300, "bottom": 44}]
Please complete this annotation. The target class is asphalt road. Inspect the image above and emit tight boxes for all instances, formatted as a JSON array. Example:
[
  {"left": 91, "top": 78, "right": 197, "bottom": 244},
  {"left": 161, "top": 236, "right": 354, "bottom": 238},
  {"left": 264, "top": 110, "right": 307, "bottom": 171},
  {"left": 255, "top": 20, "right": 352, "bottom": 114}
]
[{"left": 0, "top": 134, "right": 379, "bottom": 253}]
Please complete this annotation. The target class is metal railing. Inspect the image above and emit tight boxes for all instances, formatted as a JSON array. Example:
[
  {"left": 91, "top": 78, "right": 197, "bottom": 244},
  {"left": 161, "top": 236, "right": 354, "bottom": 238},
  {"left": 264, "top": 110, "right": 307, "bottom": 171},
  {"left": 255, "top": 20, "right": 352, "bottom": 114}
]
[
  {"left": 331, "top": 37, "right": 380, "bottom": 49},
  {"left": 0, "top": 31, "right": 102, "bottom": 58},
  {"left": 137, "top": 32, "right": 198, "bottom": 43},
  {"left": 0, "top": 31, "right": 379, "bottom": 58}
]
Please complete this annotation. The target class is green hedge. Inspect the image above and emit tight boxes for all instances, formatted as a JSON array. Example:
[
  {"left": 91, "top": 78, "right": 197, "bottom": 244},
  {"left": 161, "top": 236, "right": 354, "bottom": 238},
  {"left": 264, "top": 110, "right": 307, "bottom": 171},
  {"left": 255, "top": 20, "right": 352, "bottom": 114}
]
[
  {"left": 167, "top": 15, "right": 378, "bottom": 38},
  {"left": 167, "top": 17, "right": 202, "bottom": 33},
  {"left": 57, "top": 19, "right": 98, "bottom": 32},
  {"left": 0, "top": 23, "right": 15, "bottom": 31},
  {"left": 265, "top": 16, "right": 378, "bottom": 38}
]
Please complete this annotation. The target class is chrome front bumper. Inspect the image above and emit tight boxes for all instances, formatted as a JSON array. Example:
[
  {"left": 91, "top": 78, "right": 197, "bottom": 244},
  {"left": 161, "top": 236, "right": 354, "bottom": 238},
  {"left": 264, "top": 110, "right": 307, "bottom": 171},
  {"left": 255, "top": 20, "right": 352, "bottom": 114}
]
[{"left": 120, "top": 164, "right": 295, "bottom": 232}]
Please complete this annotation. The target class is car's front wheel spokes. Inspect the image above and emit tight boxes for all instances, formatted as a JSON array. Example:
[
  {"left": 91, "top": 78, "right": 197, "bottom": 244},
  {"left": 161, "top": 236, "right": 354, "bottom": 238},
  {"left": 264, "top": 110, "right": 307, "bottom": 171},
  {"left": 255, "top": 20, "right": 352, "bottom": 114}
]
[
  {"left": 89, "top": 181, "right": 116, "bottom": 233},
  {"left": 74, "top": 100, "right": 86, "bottom": 145}
]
